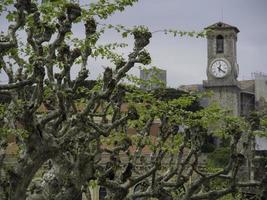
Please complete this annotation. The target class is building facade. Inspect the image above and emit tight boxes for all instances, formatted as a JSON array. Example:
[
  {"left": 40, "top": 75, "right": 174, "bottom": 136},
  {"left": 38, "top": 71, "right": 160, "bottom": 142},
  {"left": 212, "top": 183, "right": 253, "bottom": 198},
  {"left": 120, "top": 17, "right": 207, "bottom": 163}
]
[
  {"left": 178, "top": 23, "right": 267, "bottom": 190},
  {"left": 179, "top": 22, "right": 267, "bottom": 152},
  {"left": 180, "top": 22, "right": 267, "bottom": 121},
  {"left": 140, "top": 68, "right": 167, "bottom": 90}
]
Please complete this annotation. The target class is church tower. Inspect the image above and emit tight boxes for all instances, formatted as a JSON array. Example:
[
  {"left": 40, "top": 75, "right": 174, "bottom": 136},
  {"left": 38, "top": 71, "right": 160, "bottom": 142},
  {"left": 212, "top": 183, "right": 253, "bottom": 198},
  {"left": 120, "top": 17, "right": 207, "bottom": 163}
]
[{"left": 203, "top": 22, "right": 241, "bottom": 116}]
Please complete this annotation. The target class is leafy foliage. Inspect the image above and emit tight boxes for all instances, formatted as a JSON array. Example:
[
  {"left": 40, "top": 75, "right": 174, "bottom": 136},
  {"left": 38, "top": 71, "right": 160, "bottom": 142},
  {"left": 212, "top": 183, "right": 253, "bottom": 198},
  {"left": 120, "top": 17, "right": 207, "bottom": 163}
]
[{"left": 0, "top": 1, "right": 265, "bottom": 200}]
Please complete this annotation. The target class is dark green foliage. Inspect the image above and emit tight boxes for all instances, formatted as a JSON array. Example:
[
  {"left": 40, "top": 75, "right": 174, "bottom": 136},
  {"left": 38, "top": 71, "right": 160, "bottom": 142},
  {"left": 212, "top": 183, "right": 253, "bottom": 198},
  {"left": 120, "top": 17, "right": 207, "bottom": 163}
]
[
  {"left": 153, "top": 88, "right": 202, "bottom": 111},
  {"left": 247, "top": 112, "right": 261, "bottom": 131},
  {"left": 152, "top": 88, "right": 203, "bottom": 112},
  {"left": 0, "top": 92, "right": 11, "bottom": 104},
  {"left": 201, "top": 142, "right": 216, "bottom": 153},
  {"left": 207, "top": 147, "right": 230, "bottom": 168},
  {"left": 153, "top": 88, "right": 187, "bottom": 100}
]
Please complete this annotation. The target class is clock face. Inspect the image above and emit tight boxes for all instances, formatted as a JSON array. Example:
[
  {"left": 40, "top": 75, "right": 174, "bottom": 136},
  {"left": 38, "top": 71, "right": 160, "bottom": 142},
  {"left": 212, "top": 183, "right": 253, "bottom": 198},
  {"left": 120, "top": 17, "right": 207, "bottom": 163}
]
[{"left": 210, "top": 60, "right": 229, "bottom": 78}]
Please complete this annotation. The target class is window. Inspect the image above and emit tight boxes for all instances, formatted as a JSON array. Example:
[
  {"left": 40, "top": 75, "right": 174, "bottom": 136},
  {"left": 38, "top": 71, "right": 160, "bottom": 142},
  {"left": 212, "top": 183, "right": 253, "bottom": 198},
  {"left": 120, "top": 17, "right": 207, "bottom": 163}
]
[{"left": 216, "top": 35, "right": 224, "bottom": 53}]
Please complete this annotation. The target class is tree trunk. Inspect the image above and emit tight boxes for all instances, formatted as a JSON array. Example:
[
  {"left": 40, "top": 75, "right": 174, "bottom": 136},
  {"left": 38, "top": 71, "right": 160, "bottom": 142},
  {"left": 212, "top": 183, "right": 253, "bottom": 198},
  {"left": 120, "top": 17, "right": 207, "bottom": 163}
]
[{"left": 10, "top": 144, "right": 58, "bottom": 200}]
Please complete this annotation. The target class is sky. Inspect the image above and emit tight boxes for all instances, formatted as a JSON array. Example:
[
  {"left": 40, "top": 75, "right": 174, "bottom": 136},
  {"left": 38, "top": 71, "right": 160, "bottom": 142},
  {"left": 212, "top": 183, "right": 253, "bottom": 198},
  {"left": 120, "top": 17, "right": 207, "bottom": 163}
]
[
  {"left": 100, "top": 0, "right": 267, "bottom": 87},
  {"left": 1, "top": 0, "right": 267, "bottom": 87}
]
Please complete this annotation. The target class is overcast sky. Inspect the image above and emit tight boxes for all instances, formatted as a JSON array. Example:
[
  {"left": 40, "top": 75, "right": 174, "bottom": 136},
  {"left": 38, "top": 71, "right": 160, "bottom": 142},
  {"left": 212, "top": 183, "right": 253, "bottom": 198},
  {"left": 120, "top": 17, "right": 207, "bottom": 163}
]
[
  {"left": 1, "top": 0, "right": 267, "bottom": 87},
  {"left": 102, "top": 0, "right": 267, "bottom": 87}
]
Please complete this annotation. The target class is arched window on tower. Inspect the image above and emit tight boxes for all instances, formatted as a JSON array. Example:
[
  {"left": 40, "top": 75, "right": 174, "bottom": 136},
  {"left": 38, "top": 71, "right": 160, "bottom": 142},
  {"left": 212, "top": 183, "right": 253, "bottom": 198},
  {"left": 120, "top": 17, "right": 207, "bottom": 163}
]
[{"left": 216, "top": 35, "right": 224, "bottom": 53}]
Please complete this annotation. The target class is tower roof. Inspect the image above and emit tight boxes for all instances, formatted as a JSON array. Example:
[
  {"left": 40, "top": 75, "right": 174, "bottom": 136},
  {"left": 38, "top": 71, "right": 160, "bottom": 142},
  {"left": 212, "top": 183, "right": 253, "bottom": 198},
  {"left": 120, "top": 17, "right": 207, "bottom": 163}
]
[{"left": 205, "top": 22, "right": 239, "bottom": 33}]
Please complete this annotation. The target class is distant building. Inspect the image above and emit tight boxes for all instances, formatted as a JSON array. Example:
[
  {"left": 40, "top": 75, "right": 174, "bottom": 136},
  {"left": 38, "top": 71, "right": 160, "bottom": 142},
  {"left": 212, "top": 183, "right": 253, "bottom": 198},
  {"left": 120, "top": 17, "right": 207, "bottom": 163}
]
[
  {"left": 253, "top": 73, "right": 267, "bottom": 150},
  {"left": 178, "top": 22, "right": 267, "bottom": 184},
  {"left": 140, "top": 68, "right": 166, "bottom": 90},
  {"left": 179, "top": 22, "right": 267, "bottom": 141},
  {"left": 254, "top": 72, "right": 267, "bottom": 107}
]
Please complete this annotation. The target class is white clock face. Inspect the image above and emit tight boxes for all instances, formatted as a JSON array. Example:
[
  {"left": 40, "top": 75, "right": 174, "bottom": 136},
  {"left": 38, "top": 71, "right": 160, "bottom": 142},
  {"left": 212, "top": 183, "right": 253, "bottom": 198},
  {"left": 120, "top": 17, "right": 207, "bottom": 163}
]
[{"left": 210, "top": 60, "right": 229, "bottom": 78}]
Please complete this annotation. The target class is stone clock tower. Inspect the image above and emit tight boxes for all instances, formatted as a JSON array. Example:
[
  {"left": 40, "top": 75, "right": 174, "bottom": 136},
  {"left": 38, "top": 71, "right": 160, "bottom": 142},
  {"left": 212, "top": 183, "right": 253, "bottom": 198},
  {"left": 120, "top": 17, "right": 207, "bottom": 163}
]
[{"left": 203, "top": 22, "right": 241, "bottom": 116}]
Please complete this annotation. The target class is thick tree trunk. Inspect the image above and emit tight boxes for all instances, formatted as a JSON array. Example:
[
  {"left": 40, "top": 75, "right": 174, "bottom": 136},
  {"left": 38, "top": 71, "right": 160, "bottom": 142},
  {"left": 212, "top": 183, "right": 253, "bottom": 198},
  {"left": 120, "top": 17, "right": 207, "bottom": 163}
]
[
  {"left": 108, "top": 188, "right": 128, "bottom": 200},
  {"left": 10, "top": 155, "right": 46, "bottom": 200},
  {"left": 26, "top": 151, "right": 95, "bottom": 200},
  {"left": 10, "top": 144, "right": 58, "bottom": 200},
  {"left": 54, "top": 186, "right": 82, "bottom": 200}
]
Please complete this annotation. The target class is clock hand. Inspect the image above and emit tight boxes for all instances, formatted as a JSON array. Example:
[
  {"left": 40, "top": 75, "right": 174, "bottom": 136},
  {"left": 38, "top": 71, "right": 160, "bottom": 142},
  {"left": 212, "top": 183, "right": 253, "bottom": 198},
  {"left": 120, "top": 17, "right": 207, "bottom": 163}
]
[
  {"left": 221, "top": 69, "right": 226, "bottom": 73},
  {"left": 218, "top": 67, "right": 226, "bottom": 73}
]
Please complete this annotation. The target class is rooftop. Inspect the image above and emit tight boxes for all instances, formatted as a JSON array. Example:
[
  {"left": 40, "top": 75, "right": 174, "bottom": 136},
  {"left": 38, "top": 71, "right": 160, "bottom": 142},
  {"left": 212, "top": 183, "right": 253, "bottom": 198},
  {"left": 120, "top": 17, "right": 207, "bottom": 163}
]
[{"left": 205, "top": 22, "right": 240, "bottom": 33}]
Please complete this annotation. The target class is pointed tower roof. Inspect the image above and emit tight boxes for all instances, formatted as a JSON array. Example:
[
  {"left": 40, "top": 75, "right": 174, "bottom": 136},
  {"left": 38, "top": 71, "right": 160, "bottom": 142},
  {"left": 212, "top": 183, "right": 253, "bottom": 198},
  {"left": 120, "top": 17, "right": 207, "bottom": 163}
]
[{"left": 205, "top": 22, "right": 239, "bottom": 33}]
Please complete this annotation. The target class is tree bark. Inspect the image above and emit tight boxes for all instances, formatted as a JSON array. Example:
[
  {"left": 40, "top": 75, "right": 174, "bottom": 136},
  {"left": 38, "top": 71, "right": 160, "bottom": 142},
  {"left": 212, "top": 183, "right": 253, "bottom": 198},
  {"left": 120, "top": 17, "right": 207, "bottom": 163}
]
[{"left": 10, "top": 144, "right": 58, "bottom": 200}]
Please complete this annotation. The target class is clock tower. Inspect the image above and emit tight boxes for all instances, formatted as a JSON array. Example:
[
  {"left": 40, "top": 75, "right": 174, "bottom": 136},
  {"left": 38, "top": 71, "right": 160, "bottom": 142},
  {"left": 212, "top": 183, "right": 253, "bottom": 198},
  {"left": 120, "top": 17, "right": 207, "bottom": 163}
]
[{"left": 203, "top": 22, "right": 241, "bottom": 116}]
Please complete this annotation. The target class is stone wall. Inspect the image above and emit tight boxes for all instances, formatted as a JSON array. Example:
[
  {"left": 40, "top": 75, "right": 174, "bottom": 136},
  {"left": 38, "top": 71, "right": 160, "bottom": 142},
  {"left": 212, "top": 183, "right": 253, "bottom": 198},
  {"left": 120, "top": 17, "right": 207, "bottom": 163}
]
[
  {"left": 255, "top": 73, "right": 267, "bottom": 104},
  {"left": 205, "top": 85, "right": 240, "bottom": 116}
]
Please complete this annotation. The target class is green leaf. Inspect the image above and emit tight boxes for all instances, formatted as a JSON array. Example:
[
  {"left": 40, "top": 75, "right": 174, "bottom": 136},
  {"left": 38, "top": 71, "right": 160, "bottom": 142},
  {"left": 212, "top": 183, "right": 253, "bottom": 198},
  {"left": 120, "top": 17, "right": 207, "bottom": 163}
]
[
  {"left": 6, "top": 11, "right": 16, "bottom": 22},
  {"left": 122, "top": 31, "right": 128, "bottom": 38}
]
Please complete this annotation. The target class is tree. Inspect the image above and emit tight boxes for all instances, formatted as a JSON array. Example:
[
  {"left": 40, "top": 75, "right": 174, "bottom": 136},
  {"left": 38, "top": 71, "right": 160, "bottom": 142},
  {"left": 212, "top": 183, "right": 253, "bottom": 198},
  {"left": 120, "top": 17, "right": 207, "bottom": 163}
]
[{"left": 0, "top": 1, "right": 264, "bottom": 200}]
